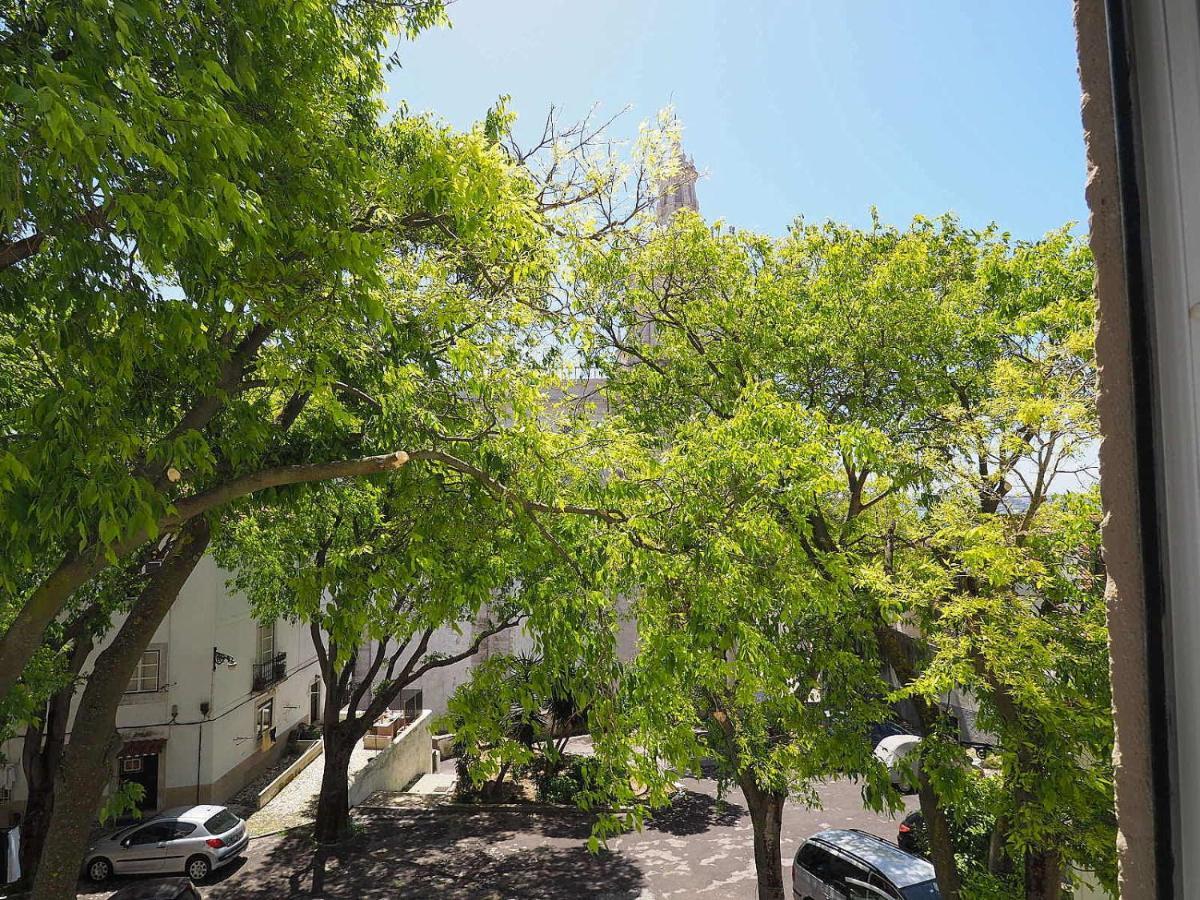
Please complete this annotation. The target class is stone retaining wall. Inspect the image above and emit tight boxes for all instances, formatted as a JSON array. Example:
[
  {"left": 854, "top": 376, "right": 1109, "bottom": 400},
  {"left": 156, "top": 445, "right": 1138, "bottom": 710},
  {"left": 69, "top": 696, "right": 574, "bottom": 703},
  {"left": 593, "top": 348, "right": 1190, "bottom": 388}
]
[{"left": 348, "top": 710, "right": 433, "bottom": 807}]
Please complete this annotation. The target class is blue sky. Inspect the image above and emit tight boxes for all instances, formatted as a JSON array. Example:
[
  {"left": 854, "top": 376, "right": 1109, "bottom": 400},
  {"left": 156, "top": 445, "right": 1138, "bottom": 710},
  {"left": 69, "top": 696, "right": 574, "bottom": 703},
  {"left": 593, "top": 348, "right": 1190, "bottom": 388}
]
[{"left": 386, "top": 1, "right": 1087, "bottom": 240}]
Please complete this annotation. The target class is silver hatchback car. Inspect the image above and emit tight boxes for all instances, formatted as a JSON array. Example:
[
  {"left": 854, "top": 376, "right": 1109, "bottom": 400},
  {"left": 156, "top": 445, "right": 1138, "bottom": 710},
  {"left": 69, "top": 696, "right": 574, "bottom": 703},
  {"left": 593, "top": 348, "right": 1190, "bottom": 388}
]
[{"left": 84, "top": 805, "right": 248, "bottom": 884}]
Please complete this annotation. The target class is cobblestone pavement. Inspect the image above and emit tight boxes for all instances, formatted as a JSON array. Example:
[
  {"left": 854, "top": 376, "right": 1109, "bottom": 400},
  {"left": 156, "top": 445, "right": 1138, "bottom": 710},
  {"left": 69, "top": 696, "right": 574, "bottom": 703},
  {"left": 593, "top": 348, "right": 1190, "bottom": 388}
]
[
  {"left": 241, "top": 741, "right": 381, "bottom": 836},
  {"left": 177, "top": 777, "right": 918, "bottom": 899}
]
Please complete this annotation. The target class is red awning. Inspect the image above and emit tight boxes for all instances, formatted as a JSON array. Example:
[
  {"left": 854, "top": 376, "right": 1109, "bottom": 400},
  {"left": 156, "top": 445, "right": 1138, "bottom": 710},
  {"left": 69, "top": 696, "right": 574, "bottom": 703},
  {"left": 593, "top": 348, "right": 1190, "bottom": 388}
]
[{"left": 119, "top": 738, "right": 166, "bottom": 758}]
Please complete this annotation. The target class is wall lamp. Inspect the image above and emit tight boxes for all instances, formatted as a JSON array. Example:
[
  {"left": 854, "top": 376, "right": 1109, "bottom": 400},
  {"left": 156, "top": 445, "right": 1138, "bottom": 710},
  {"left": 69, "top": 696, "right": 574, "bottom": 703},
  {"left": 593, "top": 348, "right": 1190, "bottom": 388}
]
[{"left": 212, "top": 647, "right": 238, "bottom": 671}]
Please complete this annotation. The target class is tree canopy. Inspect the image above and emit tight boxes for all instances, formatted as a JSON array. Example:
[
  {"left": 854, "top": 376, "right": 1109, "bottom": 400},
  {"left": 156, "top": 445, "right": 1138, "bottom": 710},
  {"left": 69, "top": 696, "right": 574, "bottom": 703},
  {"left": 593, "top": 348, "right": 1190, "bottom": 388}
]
[{"left": 568, "top": 209, "right": 1110, "bottom": 899}]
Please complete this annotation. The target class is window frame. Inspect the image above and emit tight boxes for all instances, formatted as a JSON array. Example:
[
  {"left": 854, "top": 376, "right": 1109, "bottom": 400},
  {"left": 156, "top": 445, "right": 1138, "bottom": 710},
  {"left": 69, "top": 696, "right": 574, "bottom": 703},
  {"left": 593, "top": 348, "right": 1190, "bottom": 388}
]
[
  {"left": 256, "top": 620, "right": 276, "bottom": 666},
  {"left": 123, "top": 821, "right": 174, "bottom": 847},
  {"left": 125, "top": 649, "right": 161, "bottom": 694},
  {"left": 255, "top": 697, "right": 274, "bottom": 741}
]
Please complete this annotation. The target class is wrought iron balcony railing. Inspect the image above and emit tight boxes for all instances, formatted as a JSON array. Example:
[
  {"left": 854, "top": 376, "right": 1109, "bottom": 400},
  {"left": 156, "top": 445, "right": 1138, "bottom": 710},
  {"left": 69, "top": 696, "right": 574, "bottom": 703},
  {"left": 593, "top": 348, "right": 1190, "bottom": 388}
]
[{"left": 252, "top": 652, "right": 286, "bottom": 692}]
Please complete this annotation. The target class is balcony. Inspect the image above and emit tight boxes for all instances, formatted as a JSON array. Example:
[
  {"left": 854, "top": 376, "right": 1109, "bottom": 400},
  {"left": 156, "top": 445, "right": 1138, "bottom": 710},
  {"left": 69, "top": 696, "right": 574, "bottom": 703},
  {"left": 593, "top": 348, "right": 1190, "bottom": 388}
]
[{"left": 252, "top": 652, "right": 286, "bottom": 692}]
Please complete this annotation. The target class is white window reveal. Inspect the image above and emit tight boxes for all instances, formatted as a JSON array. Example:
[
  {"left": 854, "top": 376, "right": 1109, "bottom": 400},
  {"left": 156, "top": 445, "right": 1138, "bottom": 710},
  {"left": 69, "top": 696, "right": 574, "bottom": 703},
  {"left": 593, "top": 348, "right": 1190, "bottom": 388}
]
[
  {"left": 256, "top": 698, "right": 275, "bottom": 743},
  {"left": 256, "top": 621, "right": 275, "bottom": 665},
  {"left": 126, "top": 650, "right": 160, "bottom": 694}
]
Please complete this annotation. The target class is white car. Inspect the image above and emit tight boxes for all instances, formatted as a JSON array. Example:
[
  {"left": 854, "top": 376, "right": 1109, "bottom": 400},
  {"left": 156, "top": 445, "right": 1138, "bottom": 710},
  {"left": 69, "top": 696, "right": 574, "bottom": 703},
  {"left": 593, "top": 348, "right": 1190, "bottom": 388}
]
[
  {"left": 84, "top": 805, "right": 248, "bottom": 883},
  {"left": 874, "top": 734, "right": 922, "bottom": 791}
]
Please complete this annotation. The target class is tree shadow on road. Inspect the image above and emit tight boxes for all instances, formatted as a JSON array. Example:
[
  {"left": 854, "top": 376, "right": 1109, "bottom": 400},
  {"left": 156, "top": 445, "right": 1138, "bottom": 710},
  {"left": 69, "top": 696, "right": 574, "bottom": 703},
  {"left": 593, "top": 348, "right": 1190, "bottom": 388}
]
[
  {"left": 207, "top": 806, "right": 646, "bottom": 899},
  {"left": 645, "top": 789, "right": 746, "bottom": 836}
]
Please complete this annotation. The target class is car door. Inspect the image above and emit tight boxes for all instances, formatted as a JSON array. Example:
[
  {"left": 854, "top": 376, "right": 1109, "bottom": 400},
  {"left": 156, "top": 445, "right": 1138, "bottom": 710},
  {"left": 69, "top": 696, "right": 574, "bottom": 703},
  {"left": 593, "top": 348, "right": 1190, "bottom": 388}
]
[
  {"left": 793, "top": 842, "right": 837, "bottom": 899},
  {"left": 822, "top": 851, "right": 870, "bottom": 900},
  {"left": 845, "top": 878, "right": 895, "bottom": 900},
  {"left": 117, "top": 821, "right": 176, "bottom": 874},
  {"left": 160, "top": 821, "right": 199, "bottom": 875}
]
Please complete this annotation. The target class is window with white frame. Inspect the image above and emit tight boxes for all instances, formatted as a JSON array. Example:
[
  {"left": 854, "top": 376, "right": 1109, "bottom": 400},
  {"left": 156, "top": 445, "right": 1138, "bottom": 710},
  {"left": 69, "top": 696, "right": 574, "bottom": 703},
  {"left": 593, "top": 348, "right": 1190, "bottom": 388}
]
[
  {"left": 126, "top": 649, "right": 160, "bottom": 694},
  {"left": 256, "top": 698, "right": 274, "bottom": 741},
  {"left": 256, "top": 620, "right": 275, "bottom": 665}
]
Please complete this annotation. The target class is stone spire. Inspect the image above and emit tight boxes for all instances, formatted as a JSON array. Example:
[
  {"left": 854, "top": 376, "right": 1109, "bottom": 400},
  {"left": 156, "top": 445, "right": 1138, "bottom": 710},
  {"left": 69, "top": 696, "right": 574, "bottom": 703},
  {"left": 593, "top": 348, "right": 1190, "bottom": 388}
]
[
  {"left": 655, "top": 141, "right": 701, "bottom": 224},
  {"left": 619, "top": 140, "right": 701, "bottom": 362}
]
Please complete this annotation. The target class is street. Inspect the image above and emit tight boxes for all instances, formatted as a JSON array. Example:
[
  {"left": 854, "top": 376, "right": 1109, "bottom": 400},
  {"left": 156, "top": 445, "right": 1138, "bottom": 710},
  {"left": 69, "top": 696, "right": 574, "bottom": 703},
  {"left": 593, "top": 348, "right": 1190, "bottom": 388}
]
[{"left": 78, "top": 777, "right": 916, "bottom": 899}]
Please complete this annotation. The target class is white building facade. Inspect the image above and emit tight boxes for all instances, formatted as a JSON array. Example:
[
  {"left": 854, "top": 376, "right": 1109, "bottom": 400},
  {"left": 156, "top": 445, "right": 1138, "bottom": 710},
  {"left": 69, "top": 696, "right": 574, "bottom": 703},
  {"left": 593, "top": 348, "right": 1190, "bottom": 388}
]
[{"left": 1, "top": 555, "right": 321, "bottom": 820}]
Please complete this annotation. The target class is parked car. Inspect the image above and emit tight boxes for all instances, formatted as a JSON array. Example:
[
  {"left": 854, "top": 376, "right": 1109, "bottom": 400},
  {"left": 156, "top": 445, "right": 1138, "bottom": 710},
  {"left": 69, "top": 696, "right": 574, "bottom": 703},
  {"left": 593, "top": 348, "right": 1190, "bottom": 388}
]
[
  {"left": 108, "top": 877, "right": 203, "bottom": 899},
  {"left": 897, "top": 810, "right": 926, "bottom": 856},
  {"left": 897, "top": 807, "right": 992, "bottom": 865},
  {"left": 873, "top": 734, "right": 921, "bottom": 792},
  {"left": 83, "top": 805, "right": 248, "bottom": 884},
  {"left": 868, "top": 720, "right": 915, "bottom": 748},
  {"left": 792, "top": 829, "right": 940, "bottom": 900}
]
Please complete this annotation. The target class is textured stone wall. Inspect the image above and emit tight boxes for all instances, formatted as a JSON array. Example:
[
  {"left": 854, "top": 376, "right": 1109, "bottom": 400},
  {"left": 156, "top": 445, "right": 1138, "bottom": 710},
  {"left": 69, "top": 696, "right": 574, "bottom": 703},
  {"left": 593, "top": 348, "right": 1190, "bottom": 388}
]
[{"left": 1074, "top": 3, "right": 1158, "bottom": 895}]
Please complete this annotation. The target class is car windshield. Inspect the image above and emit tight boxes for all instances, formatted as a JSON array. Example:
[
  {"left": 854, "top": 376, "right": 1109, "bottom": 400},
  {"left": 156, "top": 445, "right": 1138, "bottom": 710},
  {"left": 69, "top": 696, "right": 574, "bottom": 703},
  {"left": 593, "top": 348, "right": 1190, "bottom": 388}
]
[
  {"left": 203, "top": 810, "right": 239, "bottom": 834},
  {"left": 900, "top": 879, "right": 941, "bottom": 900}
]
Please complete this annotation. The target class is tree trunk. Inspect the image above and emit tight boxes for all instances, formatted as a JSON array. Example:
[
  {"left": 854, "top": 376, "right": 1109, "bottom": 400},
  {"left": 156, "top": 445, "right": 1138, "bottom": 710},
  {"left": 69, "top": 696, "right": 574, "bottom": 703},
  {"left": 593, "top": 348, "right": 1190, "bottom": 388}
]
[
  {"left": 875, "top": 625, "right": 962, "bottom": 900},
  {"left": 740, "top": 775, "right": 787, "bottom": 900},
  {"left": 306, "top": 612, "right": 518, "bottom": 841},
  {"left": 32, "top": 518, "right": 210, "bottom": 900},
  {"left": 914, "top": 765, "right": 960, "bottom": 897},
  {"left": 19, "top": 719, "right": 56, "bottom": 884},
  {"left": 0, "top": 552, "right": 108, "bottom": 706},
  {"left": 1025, "top": 847, "right": 1062, "bottom": 900},
  {"left": 484, "top": 761, "right": 512, "bottom": 800},
  {"left": 313, "top": 728, "right": 355, "bottom": 844},
  {"left": 19, "top": 617, "right": 96, "bottom": 882},
  {"left": 988, "top": 812, "right": 1012, "bottom": 877}
]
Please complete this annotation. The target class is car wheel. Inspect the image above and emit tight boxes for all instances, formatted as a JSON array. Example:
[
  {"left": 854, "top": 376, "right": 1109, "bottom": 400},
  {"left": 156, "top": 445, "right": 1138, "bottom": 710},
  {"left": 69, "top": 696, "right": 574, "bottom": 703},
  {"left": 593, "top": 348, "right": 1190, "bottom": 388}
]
[
  {"left": 86, "top": 857, "right": 112, "bottom": 883},
  {"left": 186, "top": 854, "right": 212, "bottom": 882}
]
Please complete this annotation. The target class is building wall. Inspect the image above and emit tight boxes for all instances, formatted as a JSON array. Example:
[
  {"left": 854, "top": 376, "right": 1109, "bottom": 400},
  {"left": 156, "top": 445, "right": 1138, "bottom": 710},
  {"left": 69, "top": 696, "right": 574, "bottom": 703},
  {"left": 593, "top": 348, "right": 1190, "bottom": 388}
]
[
  {"left": 351, "top": 613, "right": 541, "bottom": 725},
  {"left": 1, "top": 556, "right": 321, "bottom": 822},
  {"left": 408, "top": 623, "right": 478, "bottom": 721},
  {"left": 1073, "top": 2, "right": 1162, "bottom": 895}
]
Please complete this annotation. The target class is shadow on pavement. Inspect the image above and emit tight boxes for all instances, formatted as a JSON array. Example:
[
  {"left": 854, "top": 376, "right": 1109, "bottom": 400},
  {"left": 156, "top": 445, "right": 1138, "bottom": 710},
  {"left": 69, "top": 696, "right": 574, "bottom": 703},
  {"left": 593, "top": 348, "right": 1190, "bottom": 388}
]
[
  {"left": 207, "top": 807, "right": 646, "bottom": 899},
  {"left": 646, "top": 789, "right": 746, "bottom": 836}
]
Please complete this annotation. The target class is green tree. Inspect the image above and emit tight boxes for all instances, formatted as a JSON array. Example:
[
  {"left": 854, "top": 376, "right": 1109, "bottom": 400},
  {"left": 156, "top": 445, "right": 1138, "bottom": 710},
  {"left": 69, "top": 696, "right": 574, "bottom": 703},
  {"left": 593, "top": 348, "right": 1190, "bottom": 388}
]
[
  {"left": 577, "top": 209, "right": 1109, "bottom": 900},
  {"left": 447, "top": 650, "right": 600, "bottom": 805},
  {"left": 887, "top": 249, "right": 1113, "bottom": 896},
  {"left": 0, "top": 0, "right": 447, "bottom": 708},
  {"left": 3, "top": 5, "right": 673, "bottom": 885},
  {"left": 215, "top": 472, "right": 583, "bottom": 842}
]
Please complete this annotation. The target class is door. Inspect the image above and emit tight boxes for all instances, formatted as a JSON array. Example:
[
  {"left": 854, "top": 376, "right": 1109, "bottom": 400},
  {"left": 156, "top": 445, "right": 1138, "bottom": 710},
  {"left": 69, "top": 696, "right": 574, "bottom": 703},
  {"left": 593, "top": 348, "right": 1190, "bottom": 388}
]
[
  {"left": 117, "top": 821, "right": 175, "bottom": 874},
  {"left": 845, "top": 878, "right": 893, "bottom": 900},
  {"left": 160, "top": 821, "right": 199, "bottom": 875},
  {"left": 793, "top": 843, "right": 852, "bottom": 900},
  {"left": 309, "top": 679, "right": 321, "bottom": 724},
  {"left": 119, "top": 753, "right": 159, "bottom": 811},
  {"left": 823, "top": 852, "right": 869, "bottom": 900}
]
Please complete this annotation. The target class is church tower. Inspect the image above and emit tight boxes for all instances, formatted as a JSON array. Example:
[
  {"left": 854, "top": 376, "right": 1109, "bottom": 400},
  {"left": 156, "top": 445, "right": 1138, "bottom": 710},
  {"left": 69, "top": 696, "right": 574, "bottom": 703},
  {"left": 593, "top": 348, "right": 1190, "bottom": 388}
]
[
  {"left": 655, "top": 142, "right": 701, "bottom": 224},
  {"left": 621, "top": 140, "right": 702, "bottom": 360}
]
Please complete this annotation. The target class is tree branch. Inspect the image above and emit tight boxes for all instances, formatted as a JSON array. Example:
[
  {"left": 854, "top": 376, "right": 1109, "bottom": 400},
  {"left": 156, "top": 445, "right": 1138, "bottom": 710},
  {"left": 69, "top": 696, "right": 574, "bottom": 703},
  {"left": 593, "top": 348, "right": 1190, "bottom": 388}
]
[
  {"left": 0, "top": 203, "right": 113, "bottom": 271},
  {"left": 406, "top": 449, "right": 624, "bottom": 524},
  {"left": 403, "top": 614, "right": 525, "bottom": 685}
]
